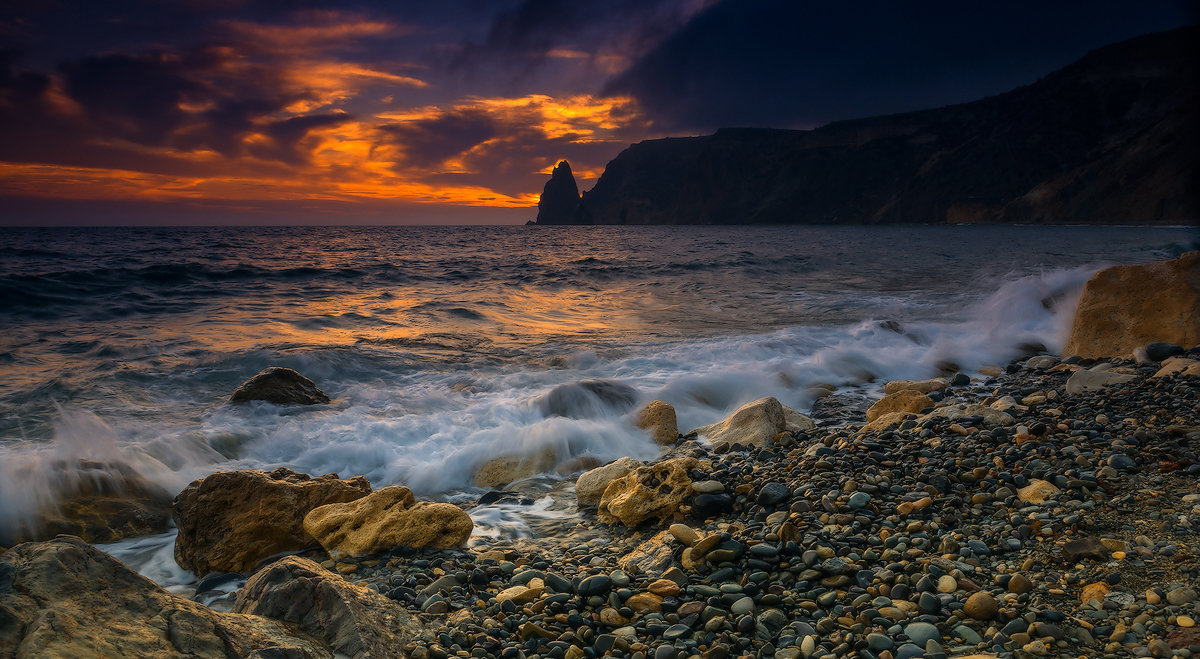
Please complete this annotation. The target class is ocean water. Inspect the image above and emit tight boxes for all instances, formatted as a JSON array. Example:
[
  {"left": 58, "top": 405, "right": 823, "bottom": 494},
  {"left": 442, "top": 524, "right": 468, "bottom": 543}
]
[{"left": 1, "top": 225, "right": 1196, "bottom": 587}]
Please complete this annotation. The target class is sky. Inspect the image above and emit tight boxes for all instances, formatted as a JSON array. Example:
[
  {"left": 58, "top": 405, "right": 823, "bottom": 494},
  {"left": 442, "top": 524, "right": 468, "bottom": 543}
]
[{"left": 0, "top": 0, "right": 1195, "bottom": 225}]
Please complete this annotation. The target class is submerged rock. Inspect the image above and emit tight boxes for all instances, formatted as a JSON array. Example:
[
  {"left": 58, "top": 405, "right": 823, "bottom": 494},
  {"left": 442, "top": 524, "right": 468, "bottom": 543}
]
[
  {"left": 1062, "top": 251, "right": 1200, "bottom": 358},
  {"left": 598, "top": 457, "right": 696, "bottom": 527},
  {"left": 691, "top": 396, "right": 786, "bottom": 446},
  {"left": 636, "top": 400, "right": 680, "bottom": 446},
  {"left": 234, "top": 555, "right": 424, "bottom": 658},
  {"left": 172, "top": 467, "right": 370, "bottom": 575},
  {"left": 230, "top": 367, "right": 331, "bottom": 405},
  {"left": 473, "top": 448, "right": 558, "bottom": 488},
  {"left": 538, "top": 379, "right": 638, "bottom": 418},
  {"left": 303, "top": 485, "right": 472, "bottom": 559},
  {"left": 0, "top": 536, "right": 328, "bottom": 658}
]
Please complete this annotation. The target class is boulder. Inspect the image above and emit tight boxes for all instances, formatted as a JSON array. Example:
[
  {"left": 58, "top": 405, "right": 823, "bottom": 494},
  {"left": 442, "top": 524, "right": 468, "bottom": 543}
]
[
  {"left": 782, "top": 405, "right": 816, "bottom": 433},
  {"left": 1065, "top": 369, "right": 1136, "bottom": 395},
  {"left": 598, "top": 457, "right": 696, "bottom": 527},
  {"left": 234, "top": 555, "right": 424, "bottom": 658},
  {"left": 537, "top": 379, "right": 638, "bottom": 418},
  {"left": 922, "top": 403, "right": 1015, "bottom": 426},
  {"left": 473, "top": 448, "right": 557, "bottom": 488},
  {"left": 576, "top": 456, "right": 642, "bottom": 506},
  {"left": 1062, "top": 251, "right": 1200, "bottom": 359},
  {"left": 230, "top": 367, "right": 331, "bottom": 405},
  {"left": 302, "top": 486, "right": 472, "bottom": 560},
  {"left": 859, "top": 411, "right": 910, "bottom": 433},
  {"left": 1153, "top": 357, "right": 1200, "bottom": 377},
  {"left": 866, "top": 390, "right": 933, "bottom": 422},
  {"left": 617, "top": 529, "right": 677, "bottom": 576},
  {"left": 0, "top": 536, "right": 328, "bottom": 658},
  {"left": 1018, "top": 479, "right": 1060, "bottom": 504},
  {"left": 2, "top": 459, "right": 172, "bottom": 546},
  {"left": 691, "top": 397, "right": 785, "bottom": 446},
  {"left": 172, "top": 467, "right": 371, "bottom": 575},
  {"left": 882, "top": 378, "right": 948, "bottom": 395},
  {"left": 635, "top": 400, "right": 680, "bottom": 445}
]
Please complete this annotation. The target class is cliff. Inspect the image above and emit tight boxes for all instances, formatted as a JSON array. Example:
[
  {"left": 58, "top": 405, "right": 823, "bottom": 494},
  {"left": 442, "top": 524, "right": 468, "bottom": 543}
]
[{"left": 538, "top": 27, "right": 1198, "bottom": 225}]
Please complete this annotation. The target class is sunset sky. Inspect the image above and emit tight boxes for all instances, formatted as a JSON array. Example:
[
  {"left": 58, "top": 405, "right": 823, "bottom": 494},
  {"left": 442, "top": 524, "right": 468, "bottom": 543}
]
[{"left": 1, "top": 0, "right": 1195, "bottom": 225}]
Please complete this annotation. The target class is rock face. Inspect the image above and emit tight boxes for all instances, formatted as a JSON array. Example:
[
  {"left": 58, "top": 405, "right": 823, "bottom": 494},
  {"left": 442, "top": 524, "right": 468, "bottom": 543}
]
[
  {"left": 691, "top": 397, "right": 786, "bottom": 446},
  {"left": 534, "top": 160, "right": 581, "bottom": 225},
  {"left": 302, "top": 486, "right": 472, "bottom": 559},
  {"left": 234, "top": 556, "right": 424, "bottom": 658},
  {"left": 172, "top": 467, "right": 371, "bottom": 575},
  {"left": 598, "top": 457, "right": 696, "bottom": 527},
  {"left": 1062, "top": 251, "right": 1200, "bottom": 358},
  {"left": 636, "top": 400, "right": 680, "bottom": 445},
  {"left": 535, "top": 28, "right": 1197, "bottom": 226},
  {"left": 230, "top": 367, "right": 331, "bottom": 405},
  {"left": 865, "top": 390, "right": 933, "bottom": 422},
  {"left": 0, "top": 536, "right": 328, "bottom": 658},
  {"left": 576, "top": 456, "right": 642, "bottom": 506},
  {"left": 2, "top": 459, "right": 172, "bottom": 546}
]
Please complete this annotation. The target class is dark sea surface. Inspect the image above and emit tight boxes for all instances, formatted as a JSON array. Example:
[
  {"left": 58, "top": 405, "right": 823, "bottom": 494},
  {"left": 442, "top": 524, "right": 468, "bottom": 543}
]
[{"left": 0, "top": 224, "right": 1196, "bottom": 587}]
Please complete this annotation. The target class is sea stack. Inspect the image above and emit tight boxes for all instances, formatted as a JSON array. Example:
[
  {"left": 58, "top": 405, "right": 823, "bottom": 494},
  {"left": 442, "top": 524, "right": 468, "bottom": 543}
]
[{"left": 535, "top": 160, "right": 580, "bottom": 224}]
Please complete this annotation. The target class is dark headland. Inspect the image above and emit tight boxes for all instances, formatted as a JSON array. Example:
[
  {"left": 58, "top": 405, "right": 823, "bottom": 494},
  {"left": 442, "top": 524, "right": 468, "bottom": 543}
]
[{"left": 535, "top": 27, "right": 1198, "bottom": 226}]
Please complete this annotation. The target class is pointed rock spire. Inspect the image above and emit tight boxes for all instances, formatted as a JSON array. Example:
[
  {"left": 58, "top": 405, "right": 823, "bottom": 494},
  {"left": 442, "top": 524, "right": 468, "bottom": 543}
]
[{"left": 535, "top": 160, "right": 580, "bottom": 224}]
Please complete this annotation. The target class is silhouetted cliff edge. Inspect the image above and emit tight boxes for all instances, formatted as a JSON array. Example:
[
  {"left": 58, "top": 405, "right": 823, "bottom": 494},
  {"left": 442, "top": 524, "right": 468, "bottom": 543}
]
[{"left": 535, "top": 27, "right": 1198, "bottom": 225}]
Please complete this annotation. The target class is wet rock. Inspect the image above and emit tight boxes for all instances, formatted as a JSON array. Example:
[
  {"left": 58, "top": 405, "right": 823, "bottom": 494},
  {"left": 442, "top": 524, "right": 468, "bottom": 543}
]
[
  {"left": 235, "top": 555, "right": 424, "bottom": 657},
  {"left": 690, "top": 397, "right": 785, "bottom": 446},
  {"left": 473, "top": 448, "right": 557, "bottom": 488},
  {"left": 230, "top": 367, "right": 331, "bottom": 405},
  {"left": 0, "top": 536, "right": 327, "bottom": 658},
  {"left": 172, "top": 467, "right": 371, "bottom": 575},
  {"left": 1063, "top": 251, "right": 1200, "bottom": 358},
  {"left": 303, "top": 486, "right": 472, "bottom": 559},
  {"left": 539, "top": 380, "right": 638, "bottom": 419},
  {"left": 866, "top": 390, "right": 933, "bottom": 422},
  {"left": 576, "top": 457, "right": 642, "bottom": 506},
  {"left": 781, "top": 405, "right": 816, "bottom": 433},
  {"left": 598, "top": 458, "right": 696, "bottom": 527},
  {"left": 636, "top": 400, "right": 680, "bottom": 446}
]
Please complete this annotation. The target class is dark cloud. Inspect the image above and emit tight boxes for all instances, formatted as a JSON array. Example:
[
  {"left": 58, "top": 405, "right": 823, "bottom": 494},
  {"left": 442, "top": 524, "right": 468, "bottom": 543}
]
[
  {"left": 606, "top": 0, "right": 1200, "bottom": 131},
  {"left": 378, "top": 110, "right": 502, "bottom": 169}
]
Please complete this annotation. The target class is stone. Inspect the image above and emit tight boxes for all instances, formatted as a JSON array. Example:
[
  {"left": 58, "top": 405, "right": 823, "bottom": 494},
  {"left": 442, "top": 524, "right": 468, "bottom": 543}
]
[
  {"left": 626, "top": 592, "right": 664, "bottom": 613},
  {"left": 1081, "top": 582, "right": 1110, "bottom": 605},
  {"left": 860, "top": 411, "right": 910, "bottom": 432},
  {"left": 1145, "top": 341, "right": 1186, "bottom": 361},
  {"left": 598, "top": 457, "right": 696, "bottom": 527},
  {"left": 473, "top": 448, "right": 558, "bottom": 488},
  {"left": 235, "top": 555, "right": 424, "bottom": 657},
  {"left": 535, "top": 160, "right": 581, "bottom": 224},
  {"left": 1065, "top": 369, "right": 1137, "bottom": 395},
  {"left": 1008, "top": 573, "right": 1033, "bottom": 594},
  {"left": 0, "top": 536, "right": 327, "bottom": 658},
  {"left": 1017, "top": 479, "right": 1060, "bottom": 504},
  {"left": 619, "top": 530, "right": 678, "bottom": 575},
  {"left": 1025, "top": 355, "right": 1058, "bottom": 370},
  {"left": 1154, "top": 357, "right": 1200, "bottom": 377},
  {"left": 866, "top": 390, "right": 934, "bottom": 422},
  {"left": 302, "top": 486, "right": 472, "bottom": 559},
  {"left": 230, "top": 366, "right": 331, "bottom": 405},
  {"left": 636, "top": 400, "right": 680, "bottom": 446},
  {"left": 691, "top": 397, "right": 786, "bottom": 446},
  {"left": 921, "top": 403, "right": 1014, "bottom": 426},
  {"left": 668, "top": 523, "right": 699, "bottom": 547},
  {"left": 172, "top": 467, "right": 371, "bottom": 575},
  {"left": 1062, "top": 251, "right": 1200, "bottom": 358},
  {"left": 1, "top": 459, "right": 172, "bottom": 546},
  {"left": 576, "top": 457, "right": 643, "bottom": 506},
  {"left": 1063, "top": 536, "right": 1110, "bottom": 561},
  {"left": 963, "top": 591, "right": 998, "bottom": 620},
  {"left": 903, "top": 621, "right": 940, "bottom": 647},
  {"left": 538, "top": 379, "right": 638, "bottom": 418},
  {"left": 781, "top": 405, "right": 816, "bottom": 433},
  {"left": 883, "top": 378, "right": 949, "bottom": 394},
  {"left": 1166, "top": 587, "right": 1197, "bottom": 605}
]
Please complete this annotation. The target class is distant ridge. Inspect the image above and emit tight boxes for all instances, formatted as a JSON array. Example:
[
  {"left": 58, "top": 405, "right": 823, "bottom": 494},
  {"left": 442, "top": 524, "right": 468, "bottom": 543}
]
[{"left": 535, "top": 26, "right": 1198, "bottom": 225}]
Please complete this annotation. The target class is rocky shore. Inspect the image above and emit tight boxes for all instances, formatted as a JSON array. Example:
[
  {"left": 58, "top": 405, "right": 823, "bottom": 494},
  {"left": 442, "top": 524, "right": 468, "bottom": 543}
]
[{"left": 2, "top": 254, "right": 1198, "bottom": 659}]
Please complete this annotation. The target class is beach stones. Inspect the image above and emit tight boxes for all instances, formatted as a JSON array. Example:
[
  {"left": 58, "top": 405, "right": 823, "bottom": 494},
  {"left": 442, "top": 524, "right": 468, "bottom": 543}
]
[
  {"left": 1017, "top": 479, "right": 1059, "bottom": 504},
  {"left": 1062, "top": 536, "right": 1109, "bottom": 561},
  {"left": 618, "top": 530, "right": 677, "bottom": 575},
  {"left": 172, "top": 467, "right": 370, "bottom": 575},
  {"left": 690, "top": 396, "right": 786, "bottom": 446},
  {"left": 229, "top": 366, "right": 331, "bottom": 405},
  {"left": 636, "top": 400, "right": 680, "bottom": 446},
  {"left": 866, "top": 389, "right": 933, "bottom": 422},
  {"left": 1062, "top": 251, "right": 1200, "bottom": 359},
  {"left": 576, "top": 456, "right": 642, "bottom": 506},
  {"left": 598, "top": 457, "right": 696, "bottom": 527},
  {"left": 964, "top": 592, "right": 999, "bottom": 620},
  {"left": 302, "top": 485, "right": 472, "bottom": 560},
  {"left": 883, "top": 377, "right": 948, "bottom": 394}
]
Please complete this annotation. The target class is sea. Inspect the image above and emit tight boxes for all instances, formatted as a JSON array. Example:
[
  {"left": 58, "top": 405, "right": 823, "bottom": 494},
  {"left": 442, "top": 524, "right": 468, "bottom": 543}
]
[{"left": 1, "top": 224, "right": 1196, "bottom": 593}]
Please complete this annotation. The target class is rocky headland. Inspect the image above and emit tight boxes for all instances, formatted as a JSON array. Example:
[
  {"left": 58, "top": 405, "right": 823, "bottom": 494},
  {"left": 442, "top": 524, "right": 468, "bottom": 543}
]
[
  {"left": 2, "top": 253, "right": 1198, "bottom": 659},
  {"left": 535, "top": 27, "right": 1197, "bottom": 226}
]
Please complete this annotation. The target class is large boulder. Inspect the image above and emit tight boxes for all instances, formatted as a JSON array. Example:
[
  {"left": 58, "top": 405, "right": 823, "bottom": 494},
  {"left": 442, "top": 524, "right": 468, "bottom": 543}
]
[
  {"left": 1062, "top": 251, "right": 1200, "bottom": 359},
  {"left": 691, "top": 397, "right": 786, "bottom": 446},
  {"left": 782, "top": 405, "right": 816, "bottom": 433},
  {"left": 230, "top": 367, "right": 331, "bottom": 405},
  {"left": 234, "top": 556, "right": 425, "bottom": 658},
  {"left": 598, "top": 457, "right": 697, "bottom": 527},
  {"left": 537, "top": 379, "right": 638, "bottom": 418},
  {"left": 0, "top": 536, "right": 328, "bottom": 658},
  {"left": 866, "top": 390, "right": 933, "bottom": 422},
  {"left": 302, "top": 486, "right": 472, "bottom": 560},
  {"left": 2, "top": 459, "right": 172, "bottom": 546},
  {"left": 575, "top": 456, "right": 642, "bottom": 506},
  {"left": 883, "top": 378, "right": 948, "bottom": 394},
  {"left": 172, "top": 467, "right": 371, "bottom": 575},
  {"left": 635, "top": 400, "right": 680, "bottom": 446}
]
